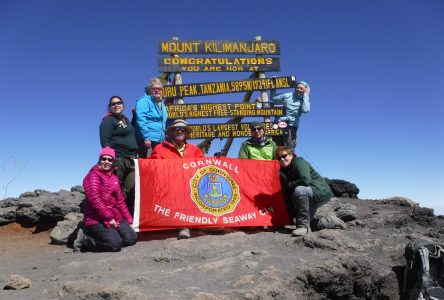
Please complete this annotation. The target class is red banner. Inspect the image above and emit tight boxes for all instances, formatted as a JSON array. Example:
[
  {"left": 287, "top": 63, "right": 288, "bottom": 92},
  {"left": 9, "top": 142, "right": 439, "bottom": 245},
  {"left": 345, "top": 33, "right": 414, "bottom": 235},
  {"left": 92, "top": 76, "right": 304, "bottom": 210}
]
[{"left": 133, "top": 157, "right": 291, "bottom": 232}]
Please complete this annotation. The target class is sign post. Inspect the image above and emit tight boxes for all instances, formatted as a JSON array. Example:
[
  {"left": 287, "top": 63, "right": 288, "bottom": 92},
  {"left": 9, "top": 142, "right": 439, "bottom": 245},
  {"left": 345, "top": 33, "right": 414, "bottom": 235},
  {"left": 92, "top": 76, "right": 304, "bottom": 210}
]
[{"left": 157, "top": 38, "right": 290, "bottom": 155}]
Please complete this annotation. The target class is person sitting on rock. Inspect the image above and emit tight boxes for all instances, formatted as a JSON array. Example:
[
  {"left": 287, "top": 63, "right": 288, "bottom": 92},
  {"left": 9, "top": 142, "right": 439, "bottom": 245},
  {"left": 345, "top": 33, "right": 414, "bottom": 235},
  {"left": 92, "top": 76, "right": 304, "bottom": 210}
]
[
  {"left": 149, "top": 119, "right": 204, "bottom": 239},
  {"left": 76, "top": 147, "right": 137, "bottom": 252},
  {"left": 275, "top": 146, "right": 333, "bottom": 236},
  {"left": 238, "top": 121, "right": 277, "bottom": 160}
]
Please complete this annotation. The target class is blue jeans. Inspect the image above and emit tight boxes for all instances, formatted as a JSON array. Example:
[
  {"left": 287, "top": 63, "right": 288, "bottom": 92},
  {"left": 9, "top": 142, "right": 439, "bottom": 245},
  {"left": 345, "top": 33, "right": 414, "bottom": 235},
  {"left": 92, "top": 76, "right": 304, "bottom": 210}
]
[
  {"left": 83, "top": 219, "right": 137, "bottom": 252},
  {"left": 291, "top": 186, "right": 316, "bottom": 228}
]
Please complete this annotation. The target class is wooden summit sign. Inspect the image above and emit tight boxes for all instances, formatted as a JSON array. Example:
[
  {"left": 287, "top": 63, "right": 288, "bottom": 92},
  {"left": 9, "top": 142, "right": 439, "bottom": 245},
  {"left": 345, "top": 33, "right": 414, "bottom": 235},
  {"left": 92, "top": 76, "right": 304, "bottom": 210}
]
[
  {"left": 158, "top": 57, "right": 280, "bottom": 72},
  {"left": 166, "top": 102, "right": 284, "bottom": 119},
  {"left": 162, "top": 76, "right": 296, "bottom": 98},
  {"left": 187, "top": 122, "right": 286, "bottom": 139},
  {"left": 159, "top": 40, "right": 280, "bottom": 54}
]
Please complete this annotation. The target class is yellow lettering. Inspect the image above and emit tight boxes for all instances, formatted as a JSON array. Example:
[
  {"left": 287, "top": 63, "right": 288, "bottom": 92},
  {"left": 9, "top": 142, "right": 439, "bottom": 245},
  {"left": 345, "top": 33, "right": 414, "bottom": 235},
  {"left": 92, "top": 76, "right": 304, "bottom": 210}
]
[
  {"left": 162, "top": 86, "right": 176, "bottom": 98},
  {"left": 161, "top": 42, "right": 170, "bottom": 53}
]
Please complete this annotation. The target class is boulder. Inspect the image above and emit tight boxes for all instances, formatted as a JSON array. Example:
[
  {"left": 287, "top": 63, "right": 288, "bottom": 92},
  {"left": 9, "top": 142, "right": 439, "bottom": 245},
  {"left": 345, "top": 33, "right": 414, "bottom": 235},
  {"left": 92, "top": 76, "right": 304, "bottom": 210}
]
[
  {"left": 70, "top": 185, "right": 85, "bottom": 193},
  {"left": 316, "top": 197, "right": 358, "bottom": 226},
  {"left": 314, "top": 213, "right": 347, "bottom": 230},
  {"left": 13, "top": 189, "right": 84, "bottom": 227},
  {"left": 325, "top": 178, "right": 360, "bottom": 198},
  {"left": 378, "top": 196, "right": 418, "bottom": 208},
  {"left": 3, "top": 275, "right": 32, "bottom": 290},
  {"left": 0, "top": 206, "right": 16, "bottom": 225},
  {"left": 50, "top": 212, "right": 83, "bottom": 245}
]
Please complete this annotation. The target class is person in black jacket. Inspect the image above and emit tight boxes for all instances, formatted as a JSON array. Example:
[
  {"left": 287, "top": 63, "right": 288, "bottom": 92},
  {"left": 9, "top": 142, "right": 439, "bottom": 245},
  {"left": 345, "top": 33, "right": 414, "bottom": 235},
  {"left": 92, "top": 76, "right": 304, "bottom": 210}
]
[{"left": 100, "top": 96, "right": 139, "bottom": 215}]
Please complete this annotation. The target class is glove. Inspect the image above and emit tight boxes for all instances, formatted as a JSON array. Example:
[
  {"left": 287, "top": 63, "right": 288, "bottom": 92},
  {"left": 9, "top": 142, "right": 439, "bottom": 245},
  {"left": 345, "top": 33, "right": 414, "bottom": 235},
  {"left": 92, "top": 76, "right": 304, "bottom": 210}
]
[
  {"left": 214, "top": 151, "right": 225, "bottom": 158},
  {"left": 287, "top": 181, "right": 298, "bottom": 193}
]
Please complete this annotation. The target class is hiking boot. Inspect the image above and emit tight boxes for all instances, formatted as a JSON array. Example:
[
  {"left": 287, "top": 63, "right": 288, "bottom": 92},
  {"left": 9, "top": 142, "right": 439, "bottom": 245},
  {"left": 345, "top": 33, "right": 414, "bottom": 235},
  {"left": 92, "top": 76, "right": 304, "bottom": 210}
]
[
  {"left": 272, "top": 226, "right": 288, "bottom": 233},
  {"left": 292, "top": 227, "right": 311, "bottom": 237},
  {"left": 73, "top": 228, "right": 85, "bottom": 252},
  {"left": 178, "top": 228, "right": 191, "bottom": 239}
]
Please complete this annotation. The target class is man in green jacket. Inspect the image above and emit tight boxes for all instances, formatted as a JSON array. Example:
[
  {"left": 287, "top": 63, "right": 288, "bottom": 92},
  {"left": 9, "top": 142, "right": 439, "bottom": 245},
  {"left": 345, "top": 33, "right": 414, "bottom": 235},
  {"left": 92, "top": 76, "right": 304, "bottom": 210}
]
[{"left": 238, "top": 122, "right": 277, "bottom": 160}]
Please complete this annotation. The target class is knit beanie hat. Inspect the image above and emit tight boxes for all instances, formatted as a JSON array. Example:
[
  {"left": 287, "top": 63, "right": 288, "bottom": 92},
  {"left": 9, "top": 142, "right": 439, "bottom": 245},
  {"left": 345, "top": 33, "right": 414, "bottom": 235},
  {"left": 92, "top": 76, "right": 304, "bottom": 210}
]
[
  {"left": 250, "top": 121, "right": 265, "bottom": 129},
  {"left": 99, "top": 147, "right": 115, "bottom": 160}
]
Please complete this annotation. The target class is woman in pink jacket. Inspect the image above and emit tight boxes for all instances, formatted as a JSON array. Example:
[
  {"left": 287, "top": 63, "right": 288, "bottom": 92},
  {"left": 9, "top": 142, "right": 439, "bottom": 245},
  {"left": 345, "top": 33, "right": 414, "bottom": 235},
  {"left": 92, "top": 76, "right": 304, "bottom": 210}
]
[{"left": 79, "top": 147, "right": 137, "bottom": 252}]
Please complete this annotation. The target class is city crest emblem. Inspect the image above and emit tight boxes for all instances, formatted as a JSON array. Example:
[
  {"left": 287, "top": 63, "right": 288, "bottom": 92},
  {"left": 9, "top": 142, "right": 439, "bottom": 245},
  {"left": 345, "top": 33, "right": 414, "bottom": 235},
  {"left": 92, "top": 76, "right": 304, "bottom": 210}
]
[{"left": 190, "top": 165, "right": 240, "bottom": 217}]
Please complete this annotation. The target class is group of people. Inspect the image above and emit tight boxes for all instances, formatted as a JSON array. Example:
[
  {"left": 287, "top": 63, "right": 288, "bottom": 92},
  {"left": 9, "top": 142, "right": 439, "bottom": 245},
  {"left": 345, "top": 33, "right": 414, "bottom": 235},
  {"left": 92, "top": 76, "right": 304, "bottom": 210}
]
[{"left": 76, "top": 76, "right": 332, "bottom": 252}]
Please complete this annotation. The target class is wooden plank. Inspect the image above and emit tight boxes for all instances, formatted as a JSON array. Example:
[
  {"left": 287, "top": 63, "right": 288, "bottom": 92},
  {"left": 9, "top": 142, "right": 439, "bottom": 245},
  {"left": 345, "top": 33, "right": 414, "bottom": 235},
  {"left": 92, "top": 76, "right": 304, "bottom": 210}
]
[
  {"left": 187, "top": 122, "right": 286, "bottom": 139},
  {"left": 162, "top": 76, "right": 296, "bottom": 98},
  {"left": 166, "top": 102, "right": 285, "bottom": 119},
  {"left": 158, "top": 57, "right": 280, "bottom": 72},
  {"left": 159, "top": 40, "right": 280, "bottom": 54}
]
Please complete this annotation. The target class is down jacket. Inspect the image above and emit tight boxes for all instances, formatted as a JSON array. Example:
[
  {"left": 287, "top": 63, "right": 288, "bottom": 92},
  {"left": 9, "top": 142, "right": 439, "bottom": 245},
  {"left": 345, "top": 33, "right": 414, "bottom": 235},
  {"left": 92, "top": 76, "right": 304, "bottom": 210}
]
[
  {"left": 83, "top": 165, "right": 133, "bottom": 227},
  {"left": 149, "top": 140, "right": 204, "bottom": 159}
]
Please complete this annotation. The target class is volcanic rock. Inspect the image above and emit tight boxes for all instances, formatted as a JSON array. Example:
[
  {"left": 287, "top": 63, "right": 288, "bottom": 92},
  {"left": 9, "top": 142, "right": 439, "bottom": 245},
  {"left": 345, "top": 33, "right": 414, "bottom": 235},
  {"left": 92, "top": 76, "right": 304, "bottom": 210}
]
[{"left": 1, "top": 186, "right": 444, "bottom": 299}]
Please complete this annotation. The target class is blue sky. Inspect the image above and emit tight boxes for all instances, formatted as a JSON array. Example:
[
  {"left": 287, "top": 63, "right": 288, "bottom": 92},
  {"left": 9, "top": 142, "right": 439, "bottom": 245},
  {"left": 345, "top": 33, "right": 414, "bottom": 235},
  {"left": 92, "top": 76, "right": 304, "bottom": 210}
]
[{"left": 1, "top": 1, "right": 443, "bottom": 214}]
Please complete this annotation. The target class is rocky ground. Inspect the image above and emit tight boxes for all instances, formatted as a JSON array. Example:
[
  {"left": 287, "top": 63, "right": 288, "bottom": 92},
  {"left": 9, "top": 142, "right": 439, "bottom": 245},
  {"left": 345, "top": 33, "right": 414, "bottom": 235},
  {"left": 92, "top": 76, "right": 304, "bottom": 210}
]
[{"left": 1, "top": 184, "right": 443, "bottom": 299}]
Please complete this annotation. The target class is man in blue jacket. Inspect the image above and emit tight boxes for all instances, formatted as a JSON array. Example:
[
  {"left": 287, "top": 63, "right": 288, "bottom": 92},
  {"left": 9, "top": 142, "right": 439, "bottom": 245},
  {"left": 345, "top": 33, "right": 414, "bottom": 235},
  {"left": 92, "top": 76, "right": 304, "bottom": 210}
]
[{"left": 135, "top": 77, "right": 168, "bottom": 158}]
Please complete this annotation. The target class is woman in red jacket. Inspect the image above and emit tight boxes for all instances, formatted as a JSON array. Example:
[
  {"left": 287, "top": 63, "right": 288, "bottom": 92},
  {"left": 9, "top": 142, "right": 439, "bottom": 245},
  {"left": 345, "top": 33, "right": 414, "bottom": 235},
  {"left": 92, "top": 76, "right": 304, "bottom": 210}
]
[{"left": 77, "top": 147, "right": 137, "bottom": 252}]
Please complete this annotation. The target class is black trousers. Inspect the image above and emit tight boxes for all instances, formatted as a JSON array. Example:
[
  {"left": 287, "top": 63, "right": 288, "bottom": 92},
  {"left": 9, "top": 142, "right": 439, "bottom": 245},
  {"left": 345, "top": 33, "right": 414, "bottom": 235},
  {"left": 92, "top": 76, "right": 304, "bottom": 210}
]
[
  {"left": 83, "top": 219, "right": 137, "bottom": 252},
  {"left": 136, "top": 139, "right": 160, "bottom": 158},
  {"left": 273, "top": 126, "right": 298, "bottom": 149},
  {"left": 114, "top": 157, "right": 135, "bottom": 215}
]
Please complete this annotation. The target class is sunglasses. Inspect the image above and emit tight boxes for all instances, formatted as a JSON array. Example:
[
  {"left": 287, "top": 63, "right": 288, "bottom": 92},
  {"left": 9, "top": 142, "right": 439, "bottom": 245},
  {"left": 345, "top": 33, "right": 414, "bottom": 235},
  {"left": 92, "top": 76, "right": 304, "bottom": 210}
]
[
  {"left": 251, "top": 127, "right": 263, "bottom": 132},
  {"left": 278, "top": 153, "right": 289, "bottom": 160},
  {"left": 110, "top": 101, "right": 123, "bottom": 106},
  {"left": 100, "top": 157, "right": 114, "bottom": 163},
  {"left": 151, "top": 87, "right": 162, "bottom": 92},
  {"left": 173, "top": 128, "right": 186, "bottom": 132}
]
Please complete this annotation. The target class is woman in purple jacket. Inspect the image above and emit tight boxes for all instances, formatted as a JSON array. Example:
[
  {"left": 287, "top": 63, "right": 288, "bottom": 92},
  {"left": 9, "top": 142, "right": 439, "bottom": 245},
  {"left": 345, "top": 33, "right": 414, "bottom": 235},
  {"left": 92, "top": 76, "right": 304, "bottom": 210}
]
[{"left": 77, "top": 147, "right": 137, "bottom": 252}]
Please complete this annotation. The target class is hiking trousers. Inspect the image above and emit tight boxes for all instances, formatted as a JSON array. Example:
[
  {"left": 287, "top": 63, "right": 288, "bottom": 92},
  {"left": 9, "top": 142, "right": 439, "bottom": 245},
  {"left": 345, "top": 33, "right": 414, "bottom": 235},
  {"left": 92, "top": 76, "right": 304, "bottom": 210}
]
[
  {"left": 114, "top": 157, "right": 136, "bottom": 215},
  {"left": 83, "top": 219, "right": 137, "bottom": 252},
  {"left": 291, "top": 186, "right": 316, "bottom": 228},
  {"left": 273, "top": 126, "right": 298, "bottom": 149}
]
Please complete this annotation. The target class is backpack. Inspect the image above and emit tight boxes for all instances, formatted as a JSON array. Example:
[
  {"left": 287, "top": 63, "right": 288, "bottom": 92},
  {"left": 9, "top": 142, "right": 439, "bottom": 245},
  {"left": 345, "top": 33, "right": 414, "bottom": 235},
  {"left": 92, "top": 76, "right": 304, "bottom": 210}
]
[{"left": 403, "top": 240, "right": 444, "bottom": 299}]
